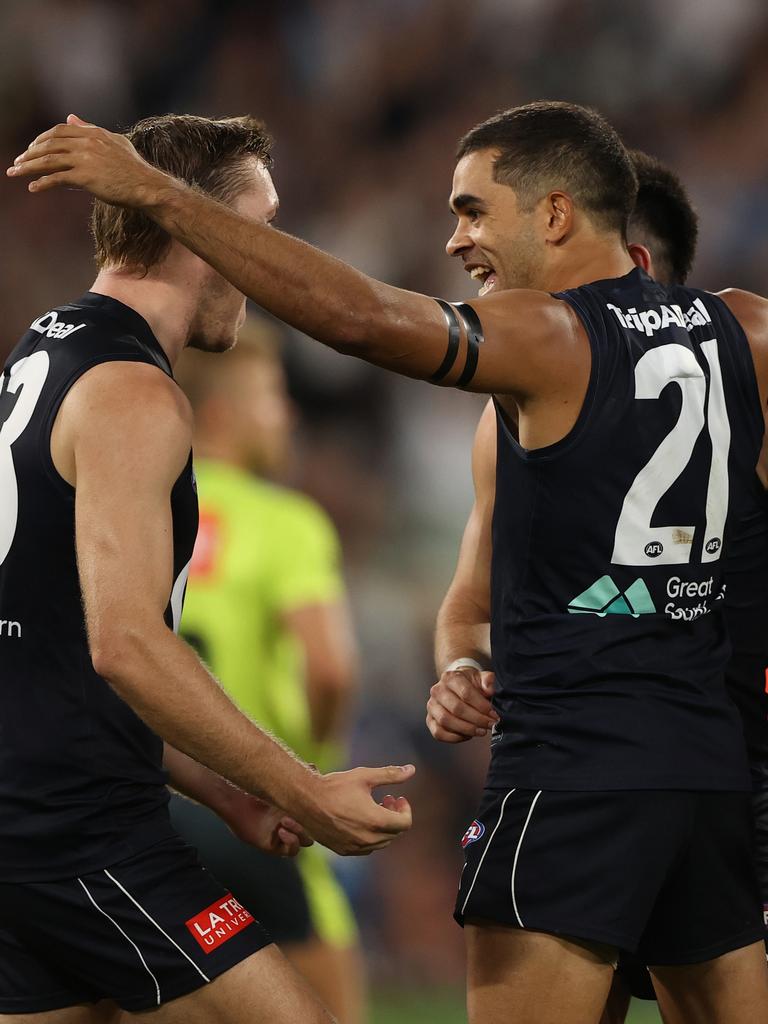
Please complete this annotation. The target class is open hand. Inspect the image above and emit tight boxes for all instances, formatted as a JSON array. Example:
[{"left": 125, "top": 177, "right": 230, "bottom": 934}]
[
  {"left": 426, "top": 666, "right": 498, "bottom": 743},
  {"left": 7, "top": 114, "right": 172, "bottom": 208}
]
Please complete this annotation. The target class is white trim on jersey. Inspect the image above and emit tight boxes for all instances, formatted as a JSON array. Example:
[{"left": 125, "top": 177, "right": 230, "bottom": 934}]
[
  {"left": 460, "top": 788, "right": 516, "bottom": 918},
  {"left": 104, "top": 869, "right": 210, "bottom": 984},
  {"left": 511, "top": 790, "right": 543, "bottom": 928},
  {"left": 169, "top": 556, "right": 193, "bottom": 634},
  {"left": 78, "top": 877, "right": 161, "bottom": 1006}
]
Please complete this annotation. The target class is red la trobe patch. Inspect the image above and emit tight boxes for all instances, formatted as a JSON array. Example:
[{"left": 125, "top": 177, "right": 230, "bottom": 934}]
[{"left": 185, "top": 894, "right": 254, "bottom": 953}]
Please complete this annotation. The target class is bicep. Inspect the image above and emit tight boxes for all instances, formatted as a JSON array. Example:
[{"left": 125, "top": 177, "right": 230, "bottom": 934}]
[
  {"left": 362, "top": 287, "right": 586, "bottom": 399},
  {"left": 66, "top": 364, "right": 192, "bottom": 646}
]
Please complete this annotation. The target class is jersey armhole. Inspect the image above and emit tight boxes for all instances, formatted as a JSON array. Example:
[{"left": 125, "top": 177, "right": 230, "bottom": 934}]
[
  {"left": 39, "top": 353, "right": 172, "bottom": 497},
  {"left": 705, "top": 291, "right": 765, "bottom": 446},
  {"left": 494, "top": 292, "right": 601, "bottom": 463}
]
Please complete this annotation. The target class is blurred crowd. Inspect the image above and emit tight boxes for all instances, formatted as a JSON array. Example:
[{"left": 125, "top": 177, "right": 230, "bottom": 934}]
[{"left": 3, "top": 0, "right": 768, "bottom": 995}]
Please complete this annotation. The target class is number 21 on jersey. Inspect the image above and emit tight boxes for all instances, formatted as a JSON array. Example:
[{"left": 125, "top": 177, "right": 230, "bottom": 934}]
[
  {"left": 0, "top": 352, "right": 51, "bottom": 567},
  {"left": 612, "top": 339, "right": 729, "bottom": 567}
]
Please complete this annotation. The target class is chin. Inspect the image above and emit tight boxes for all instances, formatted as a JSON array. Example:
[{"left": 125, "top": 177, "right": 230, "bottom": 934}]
[{"left": 188, "top": 333, "right": 237, "bottom": 354}]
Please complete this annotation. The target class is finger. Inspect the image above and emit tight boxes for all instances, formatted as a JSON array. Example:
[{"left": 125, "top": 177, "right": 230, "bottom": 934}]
[
  {"left": 8, "top": 154, "right": 77, "bottom": 180},
  {"left": 439, "top": 673, "right": 497, "bottom": 718},
  {"left": 367, "top": 798, "right": 413, "bottom": 834},
  {"left": 427, "top": 699, "right": 488, "bottom": 737},
  {"left": 276, "top": 827, "right": 300, "bottom": 856},
  {"left": 279, "top": 816, "right": 313, "bottom": 847},
  {"left": 13, "top": 137, "right": 93, "bottom": 168},
  {"left": 26, "top": 172, "right": 76, "bottom": 193},
  {"left": 19, "top": 123, "right": 97, "bottom": 156},
  {"left": 67, "top": 113, "right": 94, "bottom": 127},
  {"left": 362, "top": 764, "right": 416, "bottom": 790},
  {"left": 430, "top": 691, "right": 495, "bottom": 729},
  {"left": 427, "top": 717, "right": 472, "bottom": 743},
  {"left": 480, "top": 671, "right": 497, "bottom": 702}
]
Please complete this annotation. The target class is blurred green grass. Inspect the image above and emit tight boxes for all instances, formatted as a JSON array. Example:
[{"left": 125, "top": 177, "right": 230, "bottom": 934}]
[{"left": 371, "top": 989, "right": 662, "bottom": 1023}]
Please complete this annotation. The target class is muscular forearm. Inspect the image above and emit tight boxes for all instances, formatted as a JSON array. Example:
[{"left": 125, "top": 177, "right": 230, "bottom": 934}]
[
  {"left": 434, "top": 590, "right": 492, "bottom": 674},
  {"left": 96, "top": 626, "right": 319, "bottom": 818},
  {"left": 149, "top": 182, "right": 395, "bottom": 356},
  {"left": 163, "top": 743, "right": 241, "bottom": 815}
]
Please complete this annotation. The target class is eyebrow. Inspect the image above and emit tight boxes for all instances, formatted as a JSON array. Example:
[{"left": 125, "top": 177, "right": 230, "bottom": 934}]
[{"left": 449, "top": 193, "right": 486, "bottom": 214}]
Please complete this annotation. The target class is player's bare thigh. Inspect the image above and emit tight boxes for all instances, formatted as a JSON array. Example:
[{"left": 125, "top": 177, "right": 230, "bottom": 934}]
[
  {"left": 128, "top": 944, "right": 334, "bottom": 1024},
  {"left": 650, "top": 940, "right": 768, "bottom": 1024},
  {"left": 0, "top": 947, "right": 335, "bottom": 1024},
  {"left": 0, "top": 1002, "right": 121, "bottom": 1024},
  {"left": 466, "top": 920, "right": 616, "bottom": 1024}
]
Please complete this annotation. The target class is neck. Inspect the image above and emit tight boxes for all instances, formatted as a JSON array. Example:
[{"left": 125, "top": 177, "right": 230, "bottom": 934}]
[
  {"left": 89, "top": 268, "right": 198, "bottom": 368},
  {"left": 539, "top": 237, "right": 636, "bottom": 294}
]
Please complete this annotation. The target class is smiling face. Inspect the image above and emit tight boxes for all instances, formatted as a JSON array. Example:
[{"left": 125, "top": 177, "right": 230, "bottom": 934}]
[
  {"left": 188, "top": 158, "right": 279, "bottom": 353},
  {"left": 446, "top": 148, "right": 547, "bottom": 295}
]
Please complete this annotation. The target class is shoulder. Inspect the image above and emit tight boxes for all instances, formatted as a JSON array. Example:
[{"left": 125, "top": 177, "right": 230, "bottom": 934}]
[
  {"left": 474, "top": 288, "right": 583, "bottom": 340},
  {"left": 62, "top": 361, "right": 193, "bottom": 469},
  {"left": 714, "top": 288, "right": 768, "bottom": 333},
  {"left": 714, "top": 289, "right": 768, "bottom": 386}
]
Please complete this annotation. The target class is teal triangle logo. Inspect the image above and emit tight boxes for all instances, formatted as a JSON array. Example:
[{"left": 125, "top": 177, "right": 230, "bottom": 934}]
[{"left": 568, "top": 576, "right": 656, "bottom": 617}]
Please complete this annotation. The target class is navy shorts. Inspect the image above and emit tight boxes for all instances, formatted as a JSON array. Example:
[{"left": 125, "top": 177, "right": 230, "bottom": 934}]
[
  {"left": 0, "top": 835, "right": 271, "bottom": 1013},
  {"left": 169, "top": 793, "right": 312, "bottom": 945},
  {"left": 455, "top": 788, "right": 764, "bottom": 965}
]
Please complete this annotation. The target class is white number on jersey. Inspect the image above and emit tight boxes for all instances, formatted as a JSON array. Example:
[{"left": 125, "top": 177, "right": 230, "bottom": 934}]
[
  {"left": 0, "top": 353, "right": 51, "bottom": 567},
  {"left": 611, "top": 340, "right": 730, "bottom": 567}
]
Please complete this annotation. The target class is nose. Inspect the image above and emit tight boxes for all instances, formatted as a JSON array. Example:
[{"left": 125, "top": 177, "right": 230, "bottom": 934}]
[{"left": 446, "top": 220, "right": 471, "bottom": 258}]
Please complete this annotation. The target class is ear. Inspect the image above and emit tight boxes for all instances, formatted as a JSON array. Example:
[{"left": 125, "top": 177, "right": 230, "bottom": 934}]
[
  {"left": 543, "top": 191, "right": 574, "bottom": 244},
  {"left": 628, "top": 242, "right": 653, "bottom": 275}
]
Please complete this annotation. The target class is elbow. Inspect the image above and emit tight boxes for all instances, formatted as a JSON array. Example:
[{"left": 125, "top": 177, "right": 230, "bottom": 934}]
[{"left": 89, "top": 624, "right": 151, "bottom": 685}]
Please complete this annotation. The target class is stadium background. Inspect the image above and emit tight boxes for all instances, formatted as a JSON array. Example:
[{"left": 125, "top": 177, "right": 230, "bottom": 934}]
[{"left": 2, "top": 1, "right": 768, "bottom": 1020}]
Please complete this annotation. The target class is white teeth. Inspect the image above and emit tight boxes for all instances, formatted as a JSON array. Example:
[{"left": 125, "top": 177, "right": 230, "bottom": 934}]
[{"left": 469, "top": 266, "right": 490, "bottom": 280}]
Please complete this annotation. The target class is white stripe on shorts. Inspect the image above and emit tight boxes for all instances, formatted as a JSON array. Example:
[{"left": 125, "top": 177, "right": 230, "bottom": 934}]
[
  {"left": 510, "top": 790, "right": 543, "bottom": 927},
  {"left": 460, "top": 788, "right": 516, "bottom": 918},
  {"left": 104, "top": 869, "right": 210, "bottom": 984},
  {"left": 78, "top": 877, "right": 161, "bottom": 1006}
]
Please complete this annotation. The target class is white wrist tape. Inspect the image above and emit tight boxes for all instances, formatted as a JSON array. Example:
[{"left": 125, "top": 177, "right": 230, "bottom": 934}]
[{"left": 445, "top": 657, "right": 484, "bottom": 674}]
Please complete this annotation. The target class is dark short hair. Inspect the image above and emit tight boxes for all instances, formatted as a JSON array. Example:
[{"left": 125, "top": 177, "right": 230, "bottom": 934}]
[
  {"left": 628, "top": 150, "right": 698, "bottom": 285},
  {"left": 457, "top": 101, "right": 637, "bottom": 238},
  {"left": 91, "top": 113, "right": 273, "bottom": 272}
]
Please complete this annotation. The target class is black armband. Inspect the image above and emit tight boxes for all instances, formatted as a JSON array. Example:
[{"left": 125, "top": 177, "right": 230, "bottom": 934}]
[
  {"left": 455, "top": 302, "right": 484, "bottom": 387},
  {"left": 429, "top": 299, "right": 462, "bottom": 383}
]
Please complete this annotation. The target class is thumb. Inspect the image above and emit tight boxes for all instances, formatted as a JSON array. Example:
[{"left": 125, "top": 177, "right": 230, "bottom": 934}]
[
  {"left": 66, "top": 113, "right": 92, "bottom": 127},
  {"left": 365, "top": 764, "right": 416, "bottom": 789},
  {"left": 480, "top": 671, "right": 496, "bottom": 696}
]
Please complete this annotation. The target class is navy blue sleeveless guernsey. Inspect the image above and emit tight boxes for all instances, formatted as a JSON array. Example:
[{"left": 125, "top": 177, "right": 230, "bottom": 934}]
[
  {"left": 489, "top": 268, "right": 763, "bottom": 791},
  {"left": 0, "top": 293, "right": 198, "bottom": 881}
]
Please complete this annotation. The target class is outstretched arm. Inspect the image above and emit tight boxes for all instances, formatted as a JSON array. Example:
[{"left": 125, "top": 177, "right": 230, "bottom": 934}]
[
  {"left": 428, "top": 401, "right": 499, "bottom": 742},
  {"left": 8, "top": 118, "right": 587, "bottom": 400}
]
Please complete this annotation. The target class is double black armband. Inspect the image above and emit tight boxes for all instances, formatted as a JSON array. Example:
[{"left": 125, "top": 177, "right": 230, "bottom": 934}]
[{"left": 429, "top": 299, "right": 485, "bottom": 388}]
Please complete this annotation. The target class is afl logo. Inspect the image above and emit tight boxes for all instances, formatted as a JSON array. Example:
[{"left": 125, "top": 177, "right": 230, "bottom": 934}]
[
  {"left": 644, "top": 541, "right": 663, "bottom": 558},
  {"left": 705, "top": 538, "right": 722, "bottom": 555},
  {"left": 461, "top": 820, "right": 485, "bottom": 848}
]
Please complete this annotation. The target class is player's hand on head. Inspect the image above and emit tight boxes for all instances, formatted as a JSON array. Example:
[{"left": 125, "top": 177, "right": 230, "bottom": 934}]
[
  {"left": 426, "top": 667, "right": 498, "bottom": 743},
  {"left": 7, "top": 113, "right": 170, "bottom": 208},
  {"left": 301, "top": 764, "right": 415, "bottom": 856},
  {"left": 227, "top": 794, "right": 313, "bottom": 858}
]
